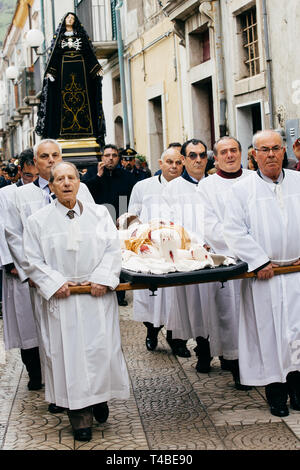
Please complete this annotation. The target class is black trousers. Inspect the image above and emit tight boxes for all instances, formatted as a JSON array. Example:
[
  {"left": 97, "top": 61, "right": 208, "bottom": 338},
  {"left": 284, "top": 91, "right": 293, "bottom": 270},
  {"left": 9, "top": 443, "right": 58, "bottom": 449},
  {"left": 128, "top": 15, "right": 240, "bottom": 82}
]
[
  {"left": 20, "top": 347, "right": 42, "bottom": 381},
  {"left": 116, "top": 290, "right": 126, "bottom": 303}
]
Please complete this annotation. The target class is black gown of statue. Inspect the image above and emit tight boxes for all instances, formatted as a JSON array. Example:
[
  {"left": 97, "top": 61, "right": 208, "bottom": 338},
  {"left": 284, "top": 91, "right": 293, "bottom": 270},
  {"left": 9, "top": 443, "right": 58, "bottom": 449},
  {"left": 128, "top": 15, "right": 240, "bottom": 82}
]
[{"left": 35, "top": 13, "right": 106, "bottom": 148}]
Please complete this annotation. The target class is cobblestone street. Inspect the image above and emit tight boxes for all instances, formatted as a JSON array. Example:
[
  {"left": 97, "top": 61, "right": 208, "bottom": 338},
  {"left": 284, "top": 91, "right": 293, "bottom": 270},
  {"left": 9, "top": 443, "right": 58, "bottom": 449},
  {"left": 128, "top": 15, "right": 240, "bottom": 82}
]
[{"left": 0, "top": 292, "right": 300, "bottom": 452}]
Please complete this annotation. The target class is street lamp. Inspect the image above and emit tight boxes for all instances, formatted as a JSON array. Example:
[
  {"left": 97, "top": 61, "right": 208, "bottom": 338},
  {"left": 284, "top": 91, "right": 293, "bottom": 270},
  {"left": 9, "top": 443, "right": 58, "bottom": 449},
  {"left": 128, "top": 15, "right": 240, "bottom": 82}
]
[
  {"left": 26, "top": 29, "right": 46, "bottom": 55},
  {"left": 5, "top": 65, "right": 19, "bottom": 82}
]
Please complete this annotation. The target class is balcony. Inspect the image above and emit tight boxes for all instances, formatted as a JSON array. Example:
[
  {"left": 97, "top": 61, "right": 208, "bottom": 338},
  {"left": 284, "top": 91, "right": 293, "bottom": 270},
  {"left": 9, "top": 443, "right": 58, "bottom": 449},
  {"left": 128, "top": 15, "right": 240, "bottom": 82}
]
[{"left": 77, "top": 0, "right": 118, "bottom": 59}]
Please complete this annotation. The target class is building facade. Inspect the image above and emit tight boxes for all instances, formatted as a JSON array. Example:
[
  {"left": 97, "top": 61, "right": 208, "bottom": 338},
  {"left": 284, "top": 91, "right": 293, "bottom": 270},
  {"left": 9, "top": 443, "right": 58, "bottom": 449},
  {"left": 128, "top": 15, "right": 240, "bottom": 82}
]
[{"left": 0, "top": 0, "right": 299, "bottom": 169}]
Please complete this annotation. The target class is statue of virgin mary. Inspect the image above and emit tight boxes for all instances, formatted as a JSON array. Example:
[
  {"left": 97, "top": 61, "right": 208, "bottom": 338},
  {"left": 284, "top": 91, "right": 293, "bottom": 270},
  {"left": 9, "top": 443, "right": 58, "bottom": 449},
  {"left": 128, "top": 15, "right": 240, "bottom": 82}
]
[{"left": 35, "top": 12, "right": 106, "bottom": 148}]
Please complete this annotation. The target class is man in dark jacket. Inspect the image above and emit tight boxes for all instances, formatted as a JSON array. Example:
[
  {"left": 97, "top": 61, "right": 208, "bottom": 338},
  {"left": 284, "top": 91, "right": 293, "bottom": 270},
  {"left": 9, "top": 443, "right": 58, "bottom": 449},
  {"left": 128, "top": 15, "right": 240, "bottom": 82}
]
[
  {"left": 120, "top": 147, "right": 148, "bottom": 182},
  {"left": 86, "top": 144, "right": 136, "bottom": 306}
]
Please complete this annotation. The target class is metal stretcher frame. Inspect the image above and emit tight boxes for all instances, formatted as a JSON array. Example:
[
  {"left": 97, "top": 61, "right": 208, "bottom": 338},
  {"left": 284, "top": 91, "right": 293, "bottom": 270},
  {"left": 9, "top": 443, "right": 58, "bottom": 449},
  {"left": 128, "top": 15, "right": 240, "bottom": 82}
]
[{"left": 68, "top": 264, "right": 300, "bottom": 295}]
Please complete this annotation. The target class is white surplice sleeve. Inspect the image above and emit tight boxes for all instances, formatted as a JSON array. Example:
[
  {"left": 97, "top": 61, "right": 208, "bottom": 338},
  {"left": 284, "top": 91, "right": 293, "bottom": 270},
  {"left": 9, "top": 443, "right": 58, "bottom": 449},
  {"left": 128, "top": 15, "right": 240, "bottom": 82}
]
[
  {"left": 0, "top": 190, "right": 14, "bottom": 267},
  {"left": 23, "top": 216, "right": 67, "bottom": 301},
  {"left": 88, "top": 207, "right": 121, "bottom": 289},
  {"left": 223, "top": 186, "right": 270, "bottom": 272},
  {"left": 128, "top": 181, "right": 143, "bottom": 217},
  {"left": 78, "top": 182, "right": 95, "bottom": 203},
  {"left": 5, "top": 196, "right": 29, "bottom": 282}
]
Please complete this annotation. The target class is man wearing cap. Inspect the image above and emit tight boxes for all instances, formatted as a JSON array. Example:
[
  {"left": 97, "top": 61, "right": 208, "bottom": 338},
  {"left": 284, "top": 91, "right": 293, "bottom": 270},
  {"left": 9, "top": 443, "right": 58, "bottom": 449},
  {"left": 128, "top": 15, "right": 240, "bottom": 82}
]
[
  {"left": 86, "top": 144, "right": 137, "bottom": 306},
  {"left": 128, "top": 146, "right": 190, "bottom": 357},
  {"left": 292, "top": 138, "right": 300, "bottom": 171},
  {"left": 120, "top": 147, "right": 148, "bottom": 182}
]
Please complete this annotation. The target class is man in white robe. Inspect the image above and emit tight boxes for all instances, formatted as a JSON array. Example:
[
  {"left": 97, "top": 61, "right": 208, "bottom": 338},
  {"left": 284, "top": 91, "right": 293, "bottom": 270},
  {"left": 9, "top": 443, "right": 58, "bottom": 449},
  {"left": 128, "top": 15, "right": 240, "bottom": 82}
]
[
  {"left": 161, "top": 139, "right": 213, "bottom": 372},
  {"left": 224, "top": 130, "right": 300, "bottom": 417},
  {"left": 0, "top": 150, "right": 41, "bottom": 390},
  {"left": 5, "top": 139, "right": 94, "bottom": 414},
  {"left": 196, "top": 137, "right": 252, "bottom": 390},
  {"left": 23, "top": 162, "right": 130, "bottom": 442},
  {"left": 128, "top": 146, "right": 190, "bottom": 357}
]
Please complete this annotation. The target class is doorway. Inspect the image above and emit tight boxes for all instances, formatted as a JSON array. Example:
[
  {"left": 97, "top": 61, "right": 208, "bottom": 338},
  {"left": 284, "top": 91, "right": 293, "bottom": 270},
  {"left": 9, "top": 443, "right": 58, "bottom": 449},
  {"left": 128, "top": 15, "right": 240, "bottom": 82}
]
[
  {"left": 191, "top": 78, "right": 215, "bottom": 150},
  {"left": 236, "top": 101, "right": 263, "bottom": 167}
]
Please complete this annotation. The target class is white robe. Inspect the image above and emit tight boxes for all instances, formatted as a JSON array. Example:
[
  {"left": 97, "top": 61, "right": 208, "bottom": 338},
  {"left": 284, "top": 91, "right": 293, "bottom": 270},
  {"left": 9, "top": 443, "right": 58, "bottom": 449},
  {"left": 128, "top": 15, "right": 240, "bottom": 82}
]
[
  {"left": 128, "top": 175, "right": 174, "bottom": 328},
  {"left": 196, "top": 170, "right": 252, "bottom": 360},
  {"left": 5, "top": 181, "right": 94, "bottom": 373},
  {"left": 161, "top": 176, "right": 211, "bottom": 342},
  {"left": 0, "top": 184, "right": 38, "bottom": 350},
  {"left": 223, "top": 170, "right": 300, "bottom": 385},
  {"left": 23, "top": 201, "right": 130, "bottom": 409}
]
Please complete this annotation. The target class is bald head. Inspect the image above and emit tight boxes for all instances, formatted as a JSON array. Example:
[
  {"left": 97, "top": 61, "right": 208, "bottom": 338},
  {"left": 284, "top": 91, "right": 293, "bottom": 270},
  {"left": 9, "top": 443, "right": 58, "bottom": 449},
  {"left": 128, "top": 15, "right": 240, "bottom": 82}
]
[
  {"left": 159, "top": 147, "right": 184, "bottom": 181},
  {"left": 33, "top": 139, "right": 62, "bottom": 180},
  {"left": 252, "top": 130, "right": 285, "bottom": 181}
]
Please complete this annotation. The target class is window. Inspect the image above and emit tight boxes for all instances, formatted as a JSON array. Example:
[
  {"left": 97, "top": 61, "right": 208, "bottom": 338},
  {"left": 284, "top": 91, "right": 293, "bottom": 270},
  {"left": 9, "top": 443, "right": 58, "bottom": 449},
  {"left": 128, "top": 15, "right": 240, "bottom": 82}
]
[
  {"left": 112, "top": 75, "right": 121, "bottom": 105},
  {"left": 189, "top": 27, "right": 211, "bottom": 68},
  {"left": 239, "top": 7, "right": 260, "bottom": 77}
]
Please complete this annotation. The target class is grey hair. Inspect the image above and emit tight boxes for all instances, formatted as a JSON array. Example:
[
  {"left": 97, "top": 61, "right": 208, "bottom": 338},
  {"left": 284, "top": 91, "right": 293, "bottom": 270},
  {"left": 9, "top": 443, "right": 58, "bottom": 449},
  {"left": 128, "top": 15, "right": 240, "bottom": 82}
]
[
  {"left": 33, "top": 139, "right": 62, "bottom": 158},
  {"left": 213, "top": 136, "right": 242, "bottom": 156},
  {"left": 252, "top": 130, "right": 283, "bottom": 149},
  {"left": 49, "top": 161, "right": 80, "bottom": 183}
]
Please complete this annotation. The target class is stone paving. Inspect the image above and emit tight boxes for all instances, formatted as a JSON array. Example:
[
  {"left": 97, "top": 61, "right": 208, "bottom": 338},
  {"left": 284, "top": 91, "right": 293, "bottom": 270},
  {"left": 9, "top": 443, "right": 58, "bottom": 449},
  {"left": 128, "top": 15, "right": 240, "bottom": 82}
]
[{"left": 0, "top": 292, "right": 300, "bottom": 451}]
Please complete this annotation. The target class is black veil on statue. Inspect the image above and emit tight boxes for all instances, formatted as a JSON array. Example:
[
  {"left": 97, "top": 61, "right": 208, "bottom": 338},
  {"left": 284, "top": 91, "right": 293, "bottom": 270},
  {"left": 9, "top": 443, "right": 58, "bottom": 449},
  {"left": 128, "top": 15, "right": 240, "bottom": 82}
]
[{"left": 35, "top": 12, "right": 106, "bottom": 148}]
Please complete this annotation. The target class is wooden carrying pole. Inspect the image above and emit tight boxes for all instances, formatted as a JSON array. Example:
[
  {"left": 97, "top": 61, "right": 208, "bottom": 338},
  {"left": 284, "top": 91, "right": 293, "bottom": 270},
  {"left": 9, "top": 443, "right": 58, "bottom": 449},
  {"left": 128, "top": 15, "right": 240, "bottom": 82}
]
[{"left": 68, "top": 265, "right": 300, "bottom": 295}]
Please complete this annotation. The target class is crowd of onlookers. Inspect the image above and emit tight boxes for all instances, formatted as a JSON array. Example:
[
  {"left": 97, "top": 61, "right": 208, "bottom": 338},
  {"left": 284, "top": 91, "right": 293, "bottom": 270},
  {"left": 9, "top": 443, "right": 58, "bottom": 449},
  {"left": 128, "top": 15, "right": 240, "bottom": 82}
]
[{"left": 2, "top": 136, "right": 300, "bottom": 191}]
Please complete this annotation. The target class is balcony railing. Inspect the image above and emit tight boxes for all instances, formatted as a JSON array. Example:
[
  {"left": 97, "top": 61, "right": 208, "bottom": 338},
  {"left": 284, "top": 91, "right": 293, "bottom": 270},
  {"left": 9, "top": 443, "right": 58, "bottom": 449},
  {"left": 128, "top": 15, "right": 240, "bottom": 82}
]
[{"left": 77, "top": 0, "right": 118, "bottom": 59}]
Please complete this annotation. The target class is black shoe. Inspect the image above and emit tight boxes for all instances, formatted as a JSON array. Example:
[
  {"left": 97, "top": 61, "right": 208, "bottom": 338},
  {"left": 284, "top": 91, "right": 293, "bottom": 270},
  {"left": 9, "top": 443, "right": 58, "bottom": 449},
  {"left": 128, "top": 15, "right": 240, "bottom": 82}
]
[
  {"left": 269, "top": 404, "right": 289, "bottom": 417},
  {"left": 145, "top": 323, "right": 162, "bottom": 351},
  {"left": 287, "top": 371, "right": 300, "bottom": 411},
  {"left": 227, "top": 360, "right": 253, "bottom": 391},
  {"left": 168, "top": 339, "right": 191, "bottom": 358},
  {"left": 219, "top": 356, "right": 232, "bottom": 371},
  {"left": 289, "top": 390, "right": 300, "bottom": 411},
  {"left": 27, "top": 378, "right": 43, "bottom": 391},
  {"left": 195, "top": 356, "right": 211, "bottom": 373},
  {"left": 146, "top": 335, "right": 158, "bottom": 351},
  {"left": 194, "top": 337, "right": 212, "bottom": 373},
  {"left": 118, "top": 299, "right": 128, "bottom": 306},
  {"left": 234, "top": 377, "right": 253, "bottom": 391},
  {"left": 73, "top": 427, "right": 92, "bottom": 442},
  {"left": 93, "top": 402, "right": 109, "bottom": 424},
  {"left": 48, "top": 403, "right": 66, "bottom": 414},
  {"left": 265, "top": 382, "right": 289, "bottom": 417}
]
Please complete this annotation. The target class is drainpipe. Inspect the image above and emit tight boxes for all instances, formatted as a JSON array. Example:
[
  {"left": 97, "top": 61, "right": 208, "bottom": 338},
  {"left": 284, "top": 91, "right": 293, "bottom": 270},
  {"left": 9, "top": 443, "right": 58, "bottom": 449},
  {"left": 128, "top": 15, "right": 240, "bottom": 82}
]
[
  {"left": 212, "top": 1, "right": 227, "bottom": 137},
  {"left": 115, "top": 0, "right": 130, "bottom": 147},
  {"left": 51, "top": 0, "right": 56, "bottom": 35},
  {"left": 262, "top": 0, "right": 274, "bottom": 129},
  {"left": 127, "top": 56, "right": 134, "bottom": 147},
  {"left": 40, "top": 0, "right": 46, "bottom": 69}
]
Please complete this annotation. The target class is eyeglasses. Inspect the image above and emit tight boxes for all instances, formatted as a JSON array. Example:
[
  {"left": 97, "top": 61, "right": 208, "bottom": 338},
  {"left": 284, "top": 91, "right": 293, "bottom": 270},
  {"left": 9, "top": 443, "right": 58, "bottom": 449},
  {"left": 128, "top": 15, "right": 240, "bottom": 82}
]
[
  {"left": 254, "top": 146, "right": 282, "bottom": 154},
  {"left": 187, "top": 152, "right": 207, "bottom": 160}
]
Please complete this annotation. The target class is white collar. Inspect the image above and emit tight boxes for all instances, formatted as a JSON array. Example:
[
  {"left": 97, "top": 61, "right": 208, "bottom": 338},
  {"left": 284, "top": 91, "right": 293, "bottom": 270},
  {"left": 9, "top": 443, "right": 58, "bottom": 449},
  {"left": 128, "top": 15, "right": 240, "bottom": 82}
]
[
  {"left": 55, "top": 200, "right": 81, "bottom": 218},
  {"left": 160, "top": 174, "right": 169, "bottom": 186},
  {"left": 38, "top": 176, "right": 50, "bottom": 190},
  {"left": 259, "top": 170, "right": 284, "bottom": 185}
]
